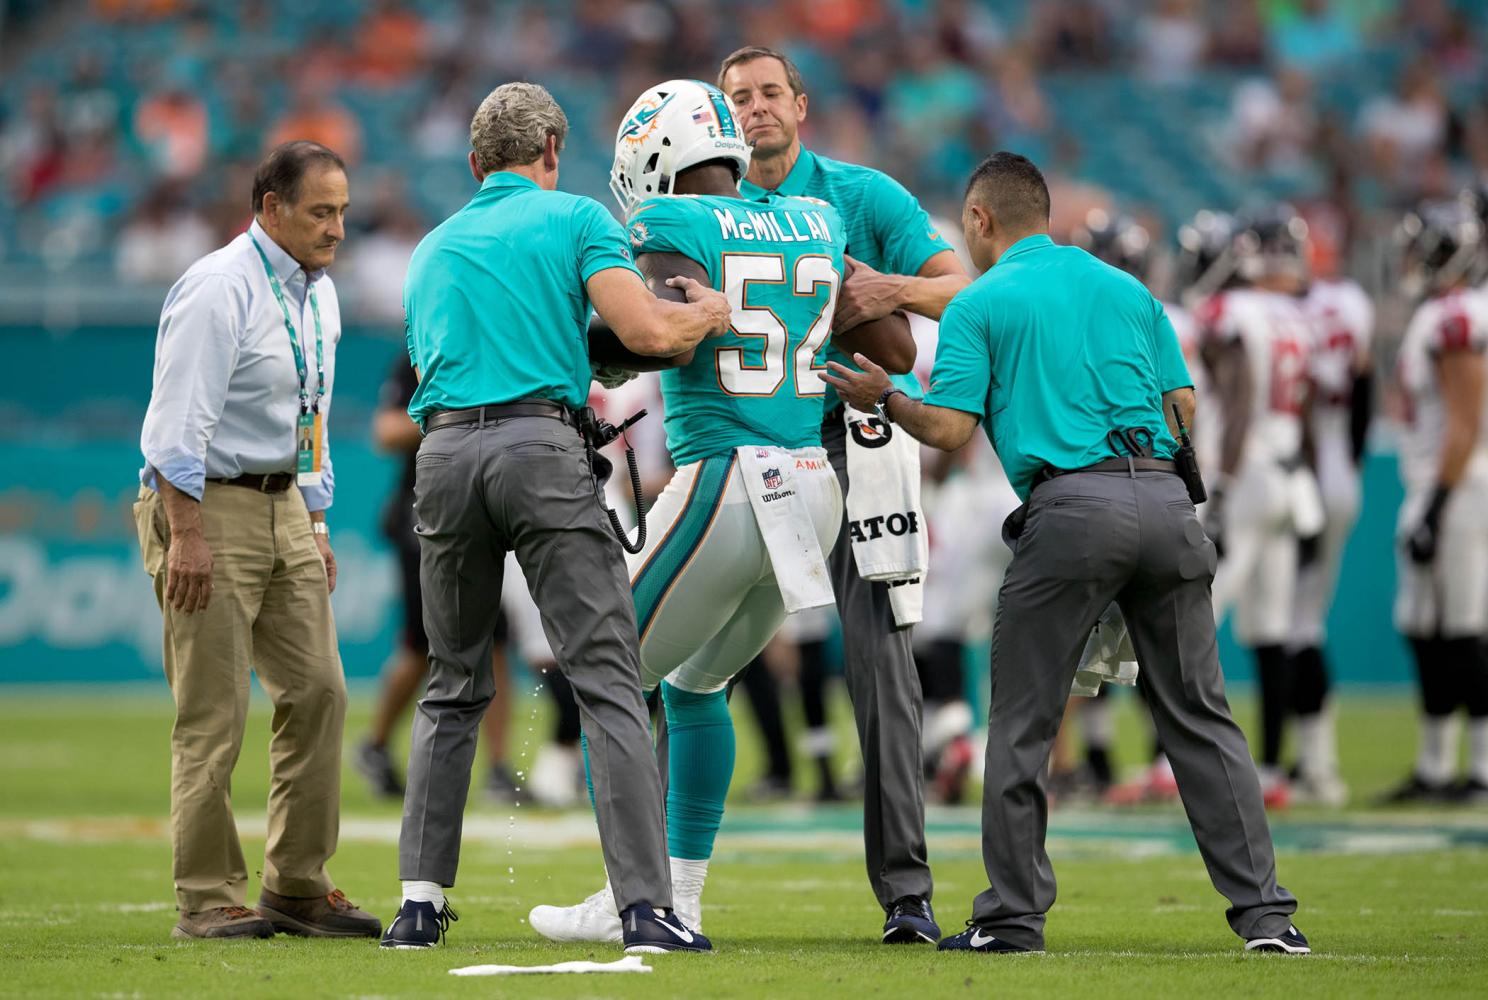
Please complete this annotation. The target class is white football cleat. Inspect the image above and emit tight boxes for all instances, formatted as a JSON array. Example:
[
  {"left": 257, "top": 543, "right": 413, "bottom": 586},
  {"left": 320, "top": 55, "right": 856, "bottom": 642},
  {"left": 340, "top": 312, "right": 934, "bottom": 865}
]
[{"left": 528, "top": 883, "right": 621, "bottom": 943}]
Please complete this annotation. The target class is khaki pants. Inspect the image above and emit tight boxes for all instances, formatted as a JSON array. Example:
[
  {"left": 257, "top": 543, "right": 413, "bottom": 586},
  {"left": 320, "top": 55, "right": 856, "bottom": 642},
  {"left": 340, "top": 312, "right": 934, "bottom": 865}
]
[{"left": 134, "top": 482, "right": 347, "bottom": 914}]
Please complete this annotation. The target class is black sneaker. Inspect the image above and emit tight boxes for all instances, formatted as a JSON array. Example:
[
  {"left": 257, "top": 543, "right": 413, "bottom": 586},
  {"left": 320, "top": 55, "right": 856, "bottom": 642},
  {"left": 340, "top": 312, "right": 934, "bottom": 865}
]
[
  {"left": 1245, "top": 924, "right": 1310, "bottom": 954},
  {"left": 883, "top": 895, "right": 939, "bottom": 944},
  {"left": 1451, "top": 777, "right": 1488, "bottom": 805},
  {"left": 747, "top": 775, "right": 793, "bottom": 803},
  {"left": 620, "top": 903, "right": 711, "bottom": 953},
  {"left": 486, "top": 765, "right": 524, "bottom": 805},
  {"left": 1376, "top": 773, "right": 1452, "bottom": 805},
  {"left": 354, "top": 741, "right": 404, "bottom": 799},
  {"left": 937, "top": 922, "right": 1037, "bottom": 953},
  {"left": 379, "top": 900, "right": 457, "bottom": 949}
]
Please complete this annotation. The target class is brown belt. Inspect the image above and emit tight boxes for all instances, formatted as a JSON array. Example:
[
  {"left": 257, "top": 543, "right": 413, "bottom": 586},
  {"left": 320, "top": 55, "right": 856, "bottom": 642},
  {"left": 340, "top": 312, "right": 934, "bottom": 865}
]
[{"left": 210, "top": 472, "right": 296, "bottom": 493}]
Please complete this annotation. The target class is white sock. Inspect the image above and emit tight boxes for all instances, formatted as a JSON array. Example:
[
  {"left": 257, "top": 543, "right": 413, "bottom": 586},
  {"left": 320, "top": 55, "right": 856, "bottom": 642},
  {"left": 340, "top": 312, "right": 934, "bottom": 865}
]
[
  {"left": 1469, "top": 718, "right": 1488, "bottom": 785},
  {"left": 1082, "top": 700, "right": 1115, "bottom": 747},
  {"left": 1417, "top": 715, "right": 1461, "bottom": 785},
  {"left": 1295, "top": 710, "right": 1337, "bottom": 778},
  {"left": 401, "top": 880, "right": 445, "bottom": 909},
  {"left": 801, "top": 726, "right": 834, "bottom": 759},
  {"left": 669, "top": 856, "right": 709, "bottom": 895}
]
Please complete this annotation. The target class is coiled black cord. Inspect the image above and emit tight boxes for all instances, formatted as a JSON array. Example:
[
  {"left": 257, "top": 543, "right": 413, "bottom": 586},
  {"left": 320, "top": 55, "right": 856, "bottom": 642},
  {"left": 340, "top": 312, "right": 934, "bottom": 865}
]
[{"left": 606, "top": 442, "right": 647, "bottom": 554}]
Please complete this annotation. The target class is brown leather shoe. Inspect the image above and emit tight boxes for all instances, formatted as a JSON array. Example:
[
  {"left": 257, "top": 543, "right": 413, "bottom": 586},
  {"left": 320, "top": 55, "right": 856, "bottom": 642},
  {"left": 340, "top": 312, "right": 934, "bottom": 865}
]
[
  {"left": 258, "top": 888, "right": 382, "bottom": 938},
  {"left": 171, "top": 905, "right": 276, "bottom": 939}
]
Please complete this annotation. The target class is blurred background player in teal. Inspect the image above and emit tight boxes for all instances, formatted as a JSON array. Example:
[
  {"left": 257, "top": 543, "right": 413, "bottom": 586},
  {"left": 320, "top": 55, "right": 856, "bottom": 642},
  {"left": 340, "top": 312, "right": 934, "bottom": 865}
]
[{"left": 529, "top": 78, "right": 914, "bottom": 945}]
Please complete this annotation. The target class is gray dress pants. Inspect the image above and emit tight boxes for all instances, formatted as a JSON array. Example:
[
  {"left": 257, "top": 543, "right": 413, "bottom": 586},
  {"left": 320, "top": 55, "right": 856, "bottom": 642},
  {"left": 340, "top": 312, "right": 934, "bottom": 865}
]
[
  {"left": 974, "top": 467, "right": 1297, "bottom": 949},
  {"left": 398, "top": 414, "right": 671, "bottom": 913},
  {"left": 822, "top": 411, "right": 934, "bottom": 910}
]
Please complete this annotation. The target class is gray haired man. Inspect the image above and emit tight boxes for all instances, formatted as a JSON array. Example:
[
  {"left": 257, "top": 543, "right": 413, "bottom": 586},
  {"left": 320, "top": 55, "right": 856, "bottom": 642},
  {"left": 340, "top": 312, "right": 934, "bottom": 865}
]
[{"left": 380, "top": 82, "right": 729, "bottom": 952}]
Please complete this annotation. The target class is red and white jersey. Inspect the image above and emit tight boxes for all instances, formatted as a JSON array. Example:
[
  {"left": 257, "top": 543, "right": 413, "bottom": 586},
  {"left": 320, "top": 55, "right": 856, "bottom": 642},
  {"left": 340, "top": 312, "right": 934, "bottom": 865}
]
[
  {"left": 1196, "top": 288, "right": 1312, "bottom": 464},
  {"left": 1166, "top": 299, "right": 1219, "bottom": 474},
  {"left": 1396, "top": 288, "right": 1488, "bottom": 491},
  {"left": 1303, "top": 278, "right": 1374, "bottom": 409},
  {"left": 1164, "top": 300, "right": 1203, "bottom": 394}
]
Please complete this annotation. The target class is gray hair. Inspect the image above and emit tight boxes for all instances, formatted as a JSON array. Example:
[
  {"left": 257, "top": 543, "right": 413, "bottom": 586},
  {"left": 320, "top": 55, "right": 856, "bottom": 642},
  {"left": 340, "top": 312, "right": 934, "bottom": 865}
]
[{"left": 470, "top": 82, "right": 568, "bottom": 173}]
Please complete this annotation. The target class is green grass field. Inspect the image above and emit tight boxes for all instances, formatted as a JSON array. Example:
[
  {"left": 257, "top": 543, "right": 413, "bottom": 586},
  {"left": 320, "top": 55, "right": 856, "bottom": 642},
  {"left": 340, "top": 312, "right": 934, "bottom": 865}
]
[{"left": 2, "top": 686, "right": 1486, "bottom": 998}]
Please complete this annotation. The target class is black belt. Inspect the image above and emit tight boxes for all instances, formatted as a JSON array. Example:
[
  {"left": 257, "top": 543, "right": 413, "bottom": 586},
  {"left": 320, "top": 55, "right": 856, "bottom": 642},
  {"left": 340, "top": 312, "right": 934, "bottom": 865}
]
[
  {"left": 1034, "top": 457, "right": 1178, "bottom": 486},
  {"left": 425, "top": 400, "right": 574, "bottom": 433},
  {"left": 211, "top": 472, "right": 295, "bottom": 493}
]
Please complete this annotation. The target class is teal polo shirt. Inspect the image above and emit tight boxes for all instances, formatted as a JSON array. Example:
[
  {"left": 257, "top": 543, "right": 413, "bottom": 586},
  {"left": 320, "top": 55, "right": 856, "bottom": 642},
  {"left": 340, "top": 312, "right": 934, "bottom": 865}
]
[
  {"left": 739, "top": 146, "right": 953, "bottom": 409},
  {"left": 926, "top": 235, "right": 1193, "bottom": 500},
  {"left": 403, "top": 172, "right": 641, "bottom": 423}
]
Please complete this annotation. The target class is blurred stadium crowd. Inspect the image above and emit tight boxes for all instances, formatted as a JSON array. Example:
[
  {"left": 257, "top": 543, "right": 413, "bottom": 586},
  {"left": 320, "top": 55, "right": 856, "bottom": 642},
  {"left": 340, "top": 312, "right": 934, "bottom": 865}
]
[
  {"left": 3, "top": 0, "right": 1488, "bottom": 319},
  {"left": 7, "top": 1, "right": 1488, "bottom": 814}
]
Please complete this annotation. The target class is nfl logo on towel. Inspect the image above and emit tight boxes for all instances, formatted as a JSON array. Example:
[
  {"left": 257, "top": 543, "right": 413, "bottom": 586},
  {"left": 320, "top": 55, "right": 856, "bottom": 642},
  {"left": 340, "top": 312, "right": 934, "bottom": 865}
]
[{"left": 763, "top": 468, "right": 782, "bottom": 490}]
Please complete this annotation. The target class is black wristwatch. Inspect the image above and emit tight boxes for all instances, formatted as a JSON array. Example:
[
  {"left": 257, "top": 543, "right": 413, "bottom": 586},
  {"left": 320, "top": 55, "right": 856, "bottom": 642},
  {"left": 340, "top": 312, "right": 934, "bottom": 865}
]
[{"left": 875, "top": 387, "right": 907, "bottom": 424}]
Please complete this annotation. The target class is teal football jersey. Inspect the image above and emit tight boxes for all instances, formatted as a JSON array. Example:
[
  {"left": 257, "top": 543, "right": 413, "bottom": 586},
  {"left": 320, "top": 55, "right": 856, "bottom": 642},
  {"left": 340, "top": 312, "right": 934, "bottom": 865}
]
[{"left": 626, "top": 194, "right": 847, "bottom": 465}]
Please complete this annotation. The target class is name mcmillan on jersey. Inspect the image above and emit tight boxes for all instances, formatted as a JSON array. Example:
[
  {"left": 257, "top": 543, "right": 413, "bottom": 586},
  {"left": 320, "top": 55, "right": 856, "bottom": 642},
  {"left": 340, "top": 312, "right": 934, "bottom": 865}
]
[{"left": 714, "top": 207, "right": 835, "bottom": 245}]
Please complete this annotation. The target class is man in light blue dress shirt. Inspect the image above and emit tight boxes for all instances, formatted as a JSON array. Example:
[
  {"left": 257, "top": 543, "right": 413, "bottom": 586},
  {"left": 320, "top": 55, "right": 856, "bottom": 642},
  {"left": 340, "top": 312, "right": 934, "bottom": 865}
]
[{"left": 134, "top": 141, "right": 379, "bottom": 941}]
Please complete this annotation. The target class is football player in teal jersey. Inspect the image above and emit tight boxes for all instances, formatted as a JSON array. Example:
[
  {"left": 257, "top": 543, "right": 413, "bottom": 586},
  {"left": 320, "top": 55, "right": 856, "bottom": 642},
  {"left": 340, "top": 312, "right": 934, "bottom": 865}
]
[{"left": 529, "top": 79, "right": 912, "bottom": 945}]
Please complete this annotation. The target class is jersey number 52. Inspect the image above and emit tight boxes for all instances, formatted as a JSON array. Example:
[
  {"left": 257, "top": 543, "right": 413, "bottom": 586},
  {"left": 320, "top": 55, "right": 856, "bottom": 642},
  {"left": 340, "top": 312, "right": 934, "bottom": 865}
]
[{"left": 717, "top": 252, "right": 839, "bottom": 397}]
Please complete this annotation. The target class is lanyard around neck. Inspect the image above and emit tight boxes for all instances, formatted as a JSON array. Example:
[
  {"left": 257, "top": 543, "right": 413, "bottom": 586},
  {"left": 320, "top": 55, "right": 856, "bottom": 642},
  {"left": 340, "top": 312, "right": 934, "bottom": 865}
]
[{"left": 250, "top": 233, "right": 325, "bottom": 414}]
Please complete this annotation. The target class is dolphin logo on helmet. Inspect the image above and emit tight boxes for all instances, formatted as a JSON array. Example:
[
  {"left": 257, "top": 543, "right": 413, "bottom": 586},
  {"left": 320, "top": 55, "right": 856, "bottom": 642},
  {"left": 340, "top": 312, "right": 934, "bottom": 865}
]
[{"left": 610, "top": 79, "right": 752, "bottom": 213}]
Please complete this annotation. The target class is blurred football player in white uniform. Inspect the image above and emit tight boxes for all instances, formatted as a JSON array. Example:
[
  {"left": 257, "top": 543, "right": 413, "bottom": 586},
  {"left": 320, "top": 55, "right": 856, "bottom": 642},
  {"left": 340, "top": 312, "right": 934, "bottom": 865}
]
[
  {"left": 1193, "top": 206, "right": 1319, "bottom": 808},
  {"left": 1286, "top": 233, "right": 1375, "bottom": 806},
  {"left": 1383, "top": 199, "right": 1488, "bottom": 804}
]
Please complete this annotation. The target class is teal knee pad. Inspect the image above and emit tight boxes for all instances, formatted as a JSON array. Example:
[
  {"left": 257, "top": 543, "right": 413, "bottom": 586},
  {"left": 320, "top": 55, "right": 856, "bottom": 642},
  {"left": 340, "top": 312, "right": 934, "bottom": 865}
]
[{"left": 662, "top": 681, "right": 736, "bottom": 861}]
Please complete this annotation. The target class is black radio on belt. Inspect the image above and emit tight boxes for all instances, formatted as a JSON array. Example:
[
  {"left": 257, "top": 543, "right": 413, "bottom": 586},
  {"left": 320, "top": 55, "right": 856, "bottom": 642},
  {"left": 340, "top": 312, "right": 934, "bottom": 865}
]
[
  {"left": 1171, "top": 404, "right": 1208, "bottom": 505},
  {"left": 576, "top": 407, "right": 651, "bottom": 554}
]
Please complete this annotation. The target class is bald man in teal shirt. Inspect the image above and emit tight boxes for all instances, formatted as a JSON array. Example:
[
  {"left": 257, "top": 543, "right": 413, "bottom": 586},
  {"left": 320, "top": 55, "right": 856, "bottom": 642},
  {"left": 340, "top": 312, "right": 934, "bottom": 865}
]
[{"left": 827, "top": 153, "right": 1307, "bottom": 957}]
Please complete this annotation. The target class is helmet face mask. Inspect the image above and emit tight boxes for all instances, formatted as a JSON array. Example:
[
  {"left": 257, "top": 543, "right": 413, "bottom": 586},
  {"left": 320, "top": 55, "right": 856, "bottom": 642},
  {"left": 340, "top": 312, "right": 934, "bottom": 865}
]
[
  {"left": 1233, "top": 204, "right": 1309, "bottom": 288},
  {"left": 1071, "top": 208, "right": 1155, "bottom": 286},
  {"left": 1175, "top": 210, "right": 1241, "bottom": 306},
  {"left": 610, "top": 79, "right": 752, "bottom": 213},
  {"left": 1395, "top": 198, "right": 1484, "bottom": 300}
]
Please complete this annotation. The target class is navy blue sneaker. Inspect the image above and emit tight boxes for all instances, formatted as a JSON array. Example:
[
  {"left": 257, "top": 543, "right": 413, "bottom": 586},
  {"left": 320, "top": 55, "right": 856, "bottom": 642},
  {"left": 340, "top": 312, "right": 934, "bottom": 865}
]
[
  {"left": 883, "top": 895, "right": 940, "bottom": 944},
  {"left": 937, "top": 922, "right": 1038, "bottom": 953},
  {"left": 379, "top": 900, "right": 458, "bottom": 949},
  {"left": 1245, "top": 924, "right": 1310, "bottom": 954},
  {"left": 620, "top": 903, "right": 712, "bottom": 953}
]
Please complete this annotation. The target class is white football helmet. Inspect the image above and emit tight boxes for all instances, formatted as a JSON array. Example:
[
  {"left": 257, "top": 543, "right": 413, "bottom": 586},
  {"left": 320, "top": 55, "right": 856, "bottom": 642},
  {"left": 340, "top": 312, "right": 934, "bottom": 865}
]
[{"left": 610, "top": 79, "right": 751, "bottom": 213}]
